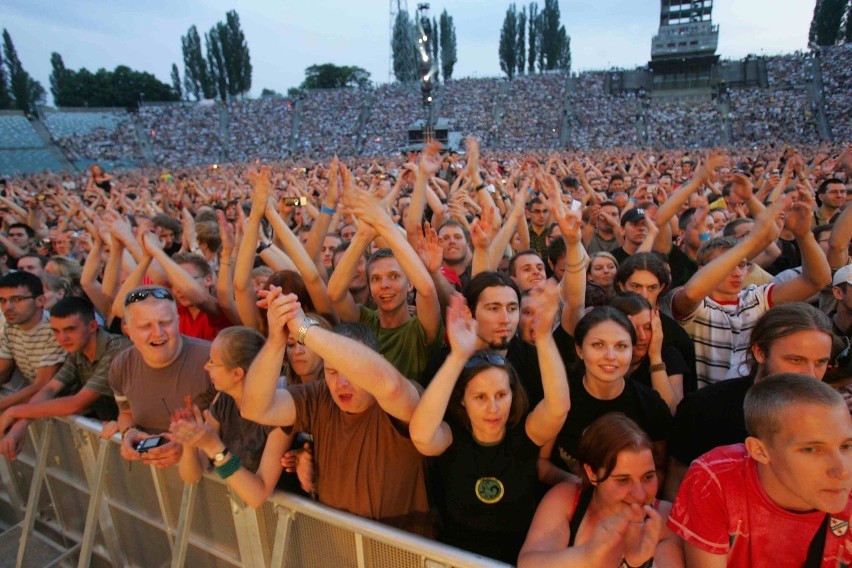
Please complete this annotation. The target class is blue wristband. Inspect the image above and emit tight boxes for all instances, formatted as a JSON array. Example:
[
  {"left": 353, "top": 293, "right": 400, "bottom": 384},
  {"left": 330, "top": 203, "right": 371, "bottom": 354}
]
[
  {"left": 321, "top": 205, "right": 336, "bottom": 216},
  {"left": 699, "top": 232, "right": 711, "bottom": 241}
]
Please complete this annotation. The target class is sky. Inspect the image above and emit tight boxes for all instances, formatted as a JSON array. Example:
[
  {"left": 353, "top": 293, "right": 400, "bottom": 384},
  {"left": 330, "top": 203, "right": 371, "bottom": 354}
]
[{"left": 1, "top": 0, "right": 815, "bottom": 104}]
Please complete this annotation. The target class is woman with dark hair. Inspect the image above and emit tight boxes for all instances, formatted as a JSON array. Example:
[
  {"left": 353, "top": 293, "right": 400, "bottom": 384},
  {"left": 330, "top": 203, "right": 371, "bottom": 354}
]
[
  {"left": 608, "top": 292, "right": 688, "bottom": 412},
  {"left": 543, "top": 307, "right": 671, "bottom": 479},
  {"left": 519, "top": 413, "right": 683, "bottom": 567},
  {"left": 171, "top": 326, "right": 293, "bottom": 507},
  {"left": 409, "top": 290, "right": 570, "bottom": 563},
  {"left": 615, "top": 252, "right": 696, "bottom": 391}
]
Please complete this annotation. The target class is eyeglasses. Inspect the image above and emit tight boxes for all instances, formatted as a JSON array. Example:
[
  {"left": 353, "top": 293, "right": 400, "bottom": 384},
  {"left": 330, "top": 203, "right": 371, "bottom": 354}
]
[
  {"left": 124, "top": 288, "right": 175, "bottom": 306},
  {"left": 465, "top": 352, "right": 507, "bottom": 369},
  {"left": 0, "top": 295, "right": 33, "bottom": 307}
]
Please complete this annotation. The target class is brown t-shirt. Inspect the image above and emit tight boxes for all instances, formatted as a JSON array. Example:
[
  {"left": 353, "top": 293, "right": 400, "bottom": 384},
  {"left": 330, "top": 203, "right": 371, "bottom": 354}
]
[
  {"left": 288, "top": 380, "right": 432, "bottom": 535},
  {"left": 108, "top": 336, "right": 215, "bottom": 433}
]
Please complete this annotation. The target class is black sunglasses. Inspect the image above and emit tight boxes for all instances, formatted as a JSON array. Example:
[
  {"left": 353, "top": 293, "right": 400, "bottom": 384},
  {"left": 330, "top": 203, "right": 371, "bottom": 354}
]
[
  {"left": 124, "top": 288, "right": 175, "bottom": 306},
  {"left": 465, "top": 352, "right": 507, "bottom": 369}
]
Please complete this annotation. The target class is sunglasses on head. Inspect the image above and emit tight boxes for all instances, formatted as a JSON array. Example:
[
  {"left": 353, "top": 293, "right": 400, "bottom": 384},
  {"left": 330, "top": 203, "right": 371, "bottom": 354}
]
[
  {"left": 465, "top": 352, "right": 507, "bottom": 369},
  {"left": 124, "top": 288, "right": 175, "bottom": 306}
]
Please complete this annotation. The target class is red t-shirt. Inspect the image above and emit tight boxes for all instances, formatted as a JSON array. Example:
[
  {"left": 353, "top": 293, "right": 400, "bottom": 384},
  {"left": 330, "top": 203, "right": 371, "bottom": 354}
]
[
  {"left": 177, "top": 304, "right": 231, "bottom": 341},
  {"left": 668, "top": 444, "right": 852, "bottom": 567}
]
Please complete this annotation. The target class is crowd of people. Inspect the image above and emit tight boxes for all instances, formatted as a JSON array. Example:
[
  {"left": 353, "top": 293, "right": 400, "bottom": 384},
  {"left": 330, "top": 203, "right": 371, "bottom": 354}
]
[
  {"left": 0, "top": 133, "right": 849, "bottom": 565},
  {"left": 0, "top": 48, "right": 836, "bottom": 175}
]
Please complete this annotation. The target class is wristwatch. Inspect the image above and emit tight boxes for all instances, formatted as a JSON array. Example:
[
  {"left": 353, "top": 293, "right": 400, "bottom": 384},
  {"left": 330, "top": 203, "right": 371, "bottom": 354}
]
[
  {"left": 212, "top": 448, "right": 230, "bottom": 466},
  {"left": 296, "top": 317, "right": 319, "bottom": 345}
]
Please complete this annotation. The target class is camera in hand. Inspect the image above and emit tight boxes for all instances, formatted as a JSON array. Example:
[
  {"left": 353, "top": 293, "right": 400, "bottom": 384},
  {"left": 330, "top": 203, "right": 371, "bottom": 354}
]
[{"left": 136, "top": 436, "right": 167, "bottom": 453}]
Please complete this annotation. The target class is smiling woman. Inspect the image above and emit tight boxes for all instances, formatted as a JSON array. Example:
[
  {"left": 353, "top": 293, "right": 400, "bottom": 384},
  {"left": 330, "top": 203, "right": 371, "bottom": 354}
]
[{"left": 408, "top": 292, "right": 570, "bottom": 563}]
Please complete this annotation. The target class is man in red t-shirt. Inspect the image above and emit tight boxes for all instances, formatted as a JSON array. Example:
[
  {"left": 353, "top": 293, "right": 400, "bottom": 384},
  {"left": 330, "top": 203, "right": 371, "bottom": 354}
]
[{"left": 669, "top": 373, "right": 852, "bottom": 567}]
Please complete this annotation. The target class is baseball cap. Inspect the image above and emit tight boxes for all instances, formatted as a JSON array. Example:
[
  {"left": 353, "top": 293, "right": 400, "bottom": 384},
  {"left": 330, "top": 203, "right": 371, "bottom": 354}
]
[
  {"left": 833, "top": 264, "right": 852, "bottom": 287},
  {"left": 621, "top": 208, "right": 647, "bottom": 227}
]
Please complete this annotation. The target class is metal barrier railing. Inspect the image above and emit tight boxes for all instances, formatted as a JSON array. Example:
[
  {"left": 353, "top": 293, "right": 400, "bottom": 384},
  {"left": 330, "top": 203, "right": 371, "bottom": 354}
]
[{"left": 0, "top": 415, "right": 509, "bottom": 568}]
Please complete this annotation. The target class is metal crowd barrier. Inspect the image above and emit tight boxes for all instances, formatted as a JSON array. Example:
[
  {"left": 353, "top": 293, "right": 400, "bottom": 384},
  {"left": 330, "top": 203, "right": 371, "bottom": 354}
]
[{"left": 0, "top": 415, "right": 509, "bottom": 568}]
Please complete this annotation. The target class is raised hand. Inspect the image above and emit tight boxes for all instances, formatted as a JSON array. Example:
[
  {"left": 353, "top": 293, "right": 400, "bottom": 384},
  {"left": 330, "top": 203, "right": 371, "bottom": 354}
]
[
  {"left": 445, "top": 293, "right": 478, "bottom": 359},
  {"left": 411, "top": 222, "right": 443, "bottom": 273}
]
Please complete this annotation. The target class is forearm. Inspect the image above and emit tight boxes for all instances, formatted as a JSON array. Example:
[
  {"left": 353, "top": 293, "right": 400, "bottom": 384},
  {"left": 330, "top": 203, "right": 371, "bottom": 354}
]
[
  {"left": 112, "top": 255, "right": 151, "bottom": 319},
  {"left": 827, "top": 205, "right": 852, "bottom": 268},
  {"left": 241, "top": 340, "right": 288, "bottom": 421},
  {"left": 233, "top": 212, "right": 262, "bottom": 293},
  {"left": 409, "top": 353, "right": 465, "bottom": 453},
  {"left": 797, "top": 232, "right": 831, "bottom": 288},
  {"left": 404, "top": 170, "right": 428, "bottom": 235},
  {"left": 534, "top": 334, "right": 571, "bottom": 420},
  {"left": 327, "top": 232, "right": 369, "bottom": 302},
  {"left": 656, "top": 175, "right": 702, "bottom": 225}
]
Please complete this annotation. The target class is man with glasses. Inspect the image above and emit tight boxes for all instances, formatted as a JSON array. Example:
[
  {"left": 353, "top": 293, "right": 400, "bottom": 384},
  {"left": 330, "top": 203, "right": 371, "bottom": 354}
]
[
  {"left": 105, "top": 286, "right": 214, "bottom": 468},
  {"left": 815, "top": 178, "right": 847, "bottom": 227},
  {"left": 0, "top": 223, "right": 36, "bottom": 270},
  {"left": 526, "top": 198, "right": 552, "bottom": 260},
  {"left": 671, "top": 200, "right": 831, "bottom": 387},
  {"left": 0, "top": 272, "right": 66, "bottom": 413}
]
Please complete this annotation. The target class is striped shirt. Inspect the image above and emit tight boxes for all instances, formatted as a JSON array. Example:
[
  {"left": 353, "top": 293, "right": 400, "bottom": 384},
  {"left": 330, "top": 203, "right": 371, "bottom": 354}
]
[
  {"left": 0, "top": 310, "right": 66, "bottom": 383},
  {"left": 676, "top": 284, "right": 773, "bottom": 388}
]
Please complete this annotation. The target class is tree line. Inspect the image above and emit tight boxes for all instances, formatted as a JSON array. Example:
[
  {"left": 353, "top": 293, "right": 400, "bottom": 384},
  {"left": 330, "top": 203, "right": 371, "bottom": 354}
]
[
  {"left": 178, "top": 10, "right": 252, "bottom": 102},
  {"left": 0, "top": 29, "right": 46, "bottom": 115},
  {"left": 0, "top": 10, "right": 252, "bottom": 113},
  {"left": 499, "top": 0, "right": 570, "bottom": 80}
]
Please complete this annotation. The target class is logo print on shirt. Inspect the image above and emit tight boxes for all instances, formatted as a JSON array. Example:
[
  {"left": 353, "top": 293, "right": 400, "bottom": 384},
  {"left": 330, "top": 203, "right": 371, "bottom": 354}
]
[
  {"left": 475, "top": 477, "right": 504, "bottom": 504},
  {"left": 831, "top": 517, "right": 849, "bottom": 537}
]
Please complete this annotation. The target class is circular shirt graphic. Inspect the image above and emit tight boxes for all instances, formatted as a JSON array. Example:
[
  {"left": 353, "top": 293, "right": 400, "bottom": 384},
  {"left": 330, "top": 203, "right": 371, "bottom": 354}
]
[{"left": 475, "top": 477, "right": 505, "bottom": 504}]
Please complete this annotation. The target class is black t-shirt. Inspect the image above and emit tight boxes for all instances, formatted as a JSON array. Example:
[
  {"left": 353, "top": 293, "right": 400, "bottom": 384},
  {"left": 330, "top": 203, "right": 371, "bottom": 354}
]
[
  {"left": 611, "top": 246, "right": 631, "bottom": 265},
  {"left": 421, "top": 328, "right": 577, "bottom": 408},
  {"left": 660, "top": 311, "right": 697, "bottom": 393},
  {"left": 551, "top": 374, "right": 672, "bottom": 472},
  {"left": 434, "top": 420, "right": 540, "bottom": 564},
  {"left": 765, "top": 237, "right": 801, "bottom": 276},
  {"left": 628, "top": 344, "right": 690, "bottom": 392},
  {"left": 667, "top": 246, "right": 698, "bottom": 289},
  {"left": 668, "top": 373, "right": 755, "bottom": 465}
]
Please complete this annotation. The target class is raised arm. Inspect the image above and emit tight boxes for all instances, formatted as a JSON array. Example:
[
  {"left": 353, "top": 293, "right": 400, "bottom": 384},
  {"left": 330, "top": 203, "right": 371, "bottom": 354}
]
[
  {"left": 672, "top": 198, "right": 786, "bottom": 319},
  {"left": 264, "top": 198, "right": 336, "bottom": 319},
  {"left": 551, "top": 202, "right": 588, "bottom": 335},
  {"left": 827, "top": 204, "right": 851, "bottom": 269},
  {"left": 241, "top": 287, "right": 298, "bottom": 426},
  {"left": 770, "top": 194, "right": 832, "bottom": 304},
  {"left": 278, "top": 291, "right": 421, "bottom": 422},
  {"left": 409, "top": 294, "right": 477, "bottom": 455},
  {"left": 326, "top": 223, "right": 373, "bottom": 322},
  {"left": 524, "top": 282, "right": 571, "bottom": 446},
  {"left": 232, "top": 168, "right": 270, "bottom": 331}
]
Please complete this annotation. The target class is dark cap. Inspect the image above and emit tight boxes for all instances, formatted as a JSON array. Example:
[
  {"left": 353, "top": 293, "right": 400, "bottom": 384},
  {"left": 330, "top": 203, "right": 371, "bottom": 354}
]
[{"left": 621, "top": 208, "right": 647, "bottom": 226}]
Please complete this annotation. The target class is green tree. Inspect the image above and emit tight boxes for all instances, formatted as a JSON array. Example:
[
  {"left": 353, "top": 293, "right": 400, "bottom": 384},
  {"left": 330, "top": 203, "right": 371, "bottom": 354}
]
[
  {"left": 539, "top": 0, "right": 562, "bottom": 70},
  {"left": 300, "top": 63, "right": 371, "bottom": 89},
  {"left": 206, "top": 25, "right": 228, "bottom": 100},
  {"left": 221, "top": 10, "right": 252, "bottom": 97},
  {"left": 171, "top": 63, "right": 182, "bottom": 100},
  {"left": 439, "top": 10, "right": 457, "bottom": 81},
  {"left": 0, "top": 46, "right": 11, "bottom": 110},
  {"left": 809, "top": 0, "right": 846, "bottom": 46},
  {"left": 260, "top": 88, "right": 281, "bottom": 98},
  {"left": 392, "top": 11, "right": 417, "bottom": 82},
  {"left": 432, "top": 16, "right": 440, "bottom": 65},
  {"left": 181, "top": 25, "right": 214, "bottom": 100},
  {"left": 528, "top": 2, "right": 539, "bottom": 73},
  {"left": 557, "top": 27, "right": 571, "bottom": 72},
  {"left": 499, "top": 4, "right": 518, "bottom": 80},
  {"left": 3, "top": 29, "right": 44, "bottom": 114},
  {"left": 517, "top": 7, "right": 526, "bottom": 77},
  {"left": 50, "top": 52, "right": 71, "bottom": 106}
]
